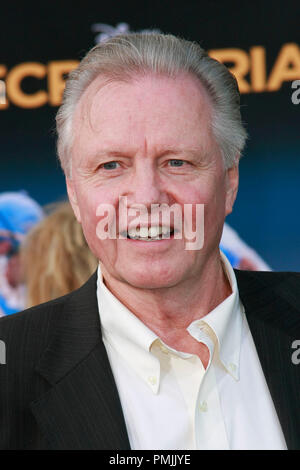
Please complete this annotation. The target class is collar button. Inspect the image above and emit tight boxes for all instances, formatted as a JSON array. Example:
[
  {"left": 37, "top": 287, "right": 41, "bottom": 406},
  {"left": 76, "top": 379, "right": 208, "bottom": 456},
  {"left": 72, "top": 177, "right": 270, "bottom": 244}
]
[{"left": 148, "top": 375, "right": 157, "bottom": 385}]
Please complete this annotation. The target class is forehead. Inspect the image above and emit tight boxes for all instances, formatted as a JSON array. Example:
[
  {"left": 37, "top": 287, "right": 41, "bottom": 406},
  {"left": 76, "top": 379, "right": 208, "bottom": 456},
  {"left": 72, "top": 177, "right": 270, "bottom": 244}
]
[{"left": 72, "top": 72, "right": 214, "bottom": 157}]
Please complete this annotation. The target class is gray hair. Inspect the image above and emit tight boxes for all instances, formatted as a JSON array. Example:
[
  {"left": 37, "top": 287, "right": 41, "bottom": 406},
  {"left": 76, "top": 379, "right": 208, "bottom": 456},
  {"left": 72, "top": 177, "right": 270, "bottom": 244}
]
[{"left": 56, "top": 33, "right": 247, "bottom": 176}]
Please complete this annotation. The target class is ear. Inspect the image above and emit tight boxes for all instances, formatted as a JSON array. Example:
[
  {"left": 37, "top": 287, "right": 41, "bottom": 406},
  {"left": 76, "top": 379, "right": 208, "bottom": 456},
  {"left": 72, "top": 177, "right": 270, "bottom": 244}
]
[
  {"left": 66, "top": 177, "right": 82, "bottom": 223},
  {"left": 225, "top": 163, "right": 239, "bottom": 216}
]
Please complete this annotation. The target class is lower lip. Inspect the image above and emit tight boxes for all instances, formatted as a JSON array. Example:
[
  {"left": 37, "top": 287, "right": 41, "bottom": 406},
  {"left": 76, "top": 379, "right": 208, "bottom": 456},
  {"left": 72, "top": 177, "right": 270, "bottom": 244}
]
[{"left": 123, "top": 233, "right": 176, "bottom": 247}]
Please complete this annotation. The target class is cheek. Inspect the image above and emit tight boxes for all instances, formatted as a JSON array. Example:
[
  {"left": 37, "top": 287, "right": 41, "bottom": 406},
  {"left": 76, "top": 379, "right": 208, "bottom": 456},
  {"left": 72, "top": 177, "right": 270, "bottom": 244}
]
[
  {"left": 76, "top": 187, "right": 120, "bottom": 250},
  {"left": 79, "top": 198, "right": 98, "bottom": 229},
  {"left": 184, "top": 178, "right": 227, "bottom": 232},
  {"left": 75, "top": 190, "right": 102, "bottom": 243},
  {"left": 177, "top": 179, "right": 220, "bottom": 207},
  {"left": 76, "top": 184, "right": 112, "bottom": 222}
]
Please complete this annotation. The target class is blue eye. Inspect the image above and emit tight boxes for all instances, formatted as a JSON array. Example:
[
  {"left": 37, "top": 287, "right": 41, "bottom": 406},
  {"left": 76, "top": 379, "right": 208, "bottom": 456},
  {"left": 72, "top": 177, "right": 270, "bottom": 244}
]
[
  {"left": 102, "top": 161, "right": 120, "bottom": 170},
  {"left": 169, "top": 159, "right": 184, "bottom": 167}
]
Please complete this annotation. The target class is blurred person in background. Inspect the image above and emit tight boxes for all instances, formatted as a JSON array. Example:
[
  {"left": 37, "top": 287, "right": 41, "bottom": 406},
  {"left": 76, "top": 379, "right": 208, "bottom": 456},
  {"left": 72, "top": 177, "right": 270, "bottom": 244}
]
[
  {"left": 220, "top": 222, "right": 271, "bottom": 271},
  {"left": 0, "top": 191, "right": 43, "bottom": 316},
  {"left": 21, "top": 201, "right": 98, "bottom": 308}
]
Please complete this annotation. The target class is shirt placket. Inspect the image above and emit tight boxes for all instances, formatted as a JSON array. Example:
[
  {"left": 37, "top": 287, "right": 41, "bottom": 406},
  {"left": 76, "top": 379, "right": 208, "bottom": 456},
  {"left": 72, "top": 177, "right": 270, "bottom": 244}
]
[{"left": 190, "top": 327, "right": 230, "bottom": 450}]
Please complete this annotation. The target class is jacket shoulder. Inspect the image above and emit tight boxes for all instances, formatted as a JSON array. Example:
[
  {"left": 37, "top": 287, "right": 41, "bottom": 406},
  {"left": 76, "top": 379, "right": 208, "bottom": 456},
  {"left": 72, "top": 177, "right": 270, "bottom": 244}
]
[
  {"left": 235, "top": 268, "right": 300, "bottom": 282},
  {"left": 0, "top": 293, "right": 77, "bottom": 379},
  {"left": 0, "top": 271, "right": 98, "bottom": 365},
  {"left": 0, "top": 291, "right": 72, "bottom": 339},
  {"left": 235, "top": 269, "right": 300, "bottom": 334},
  {"left": 235, "top": 269, "right": 300, "bottom": 299}
]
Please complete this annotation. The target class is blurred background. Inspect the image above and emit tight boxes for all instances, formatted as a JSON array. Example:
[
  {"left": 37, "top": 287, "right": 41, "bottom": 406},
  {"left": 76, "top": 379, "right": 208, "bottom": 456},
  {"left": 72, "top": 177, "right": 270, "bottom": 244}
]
[{"left": 1, "top": 0, "right": 299, "bottom": 277}]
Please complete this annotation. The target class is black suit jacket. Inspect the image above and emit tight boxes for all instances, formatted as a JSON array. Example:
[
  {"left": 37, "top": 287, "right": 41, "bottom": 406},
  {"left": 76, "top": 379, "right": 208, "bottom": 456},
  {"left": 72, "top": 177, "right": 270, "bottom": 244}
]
[{"left": 0, "top": 269, "right": 300, "bottom": 450}]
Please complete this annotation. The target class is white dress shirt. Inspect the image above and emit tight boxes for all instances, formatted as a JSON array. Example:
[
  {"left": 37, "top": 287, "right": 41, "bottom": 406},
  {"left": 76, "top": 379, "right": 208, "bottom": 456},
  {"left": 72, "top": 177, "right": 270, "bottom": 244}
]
[{"left": 96, "top": 253, "right": 287, "bottom": 450}]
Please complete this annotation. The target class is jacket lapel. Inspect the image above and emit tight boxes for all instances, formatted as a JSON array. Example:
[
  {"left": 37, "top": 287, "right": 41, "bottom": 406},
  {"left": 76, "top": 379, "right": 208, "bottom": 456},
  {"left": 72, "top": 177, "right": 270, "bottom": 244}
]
[
  {"left": 30, "top": 272, "right": 130, "bottom": 450},
  {"left": 235, "top": 269, "right": 300, "bottom": 450}
]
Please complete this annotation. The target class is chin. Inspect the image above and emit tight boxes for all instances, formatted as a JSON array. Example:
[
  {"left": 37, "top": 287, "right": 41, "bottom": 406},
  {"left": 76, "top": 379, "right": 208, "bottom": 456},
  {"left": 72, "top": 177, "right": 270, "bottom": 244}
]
[
  {"left": 119, "top": 264, "right": 185, "bottom": 290},
  {"left": 124, "top": 278, "right": 178, "bottom": 290}
]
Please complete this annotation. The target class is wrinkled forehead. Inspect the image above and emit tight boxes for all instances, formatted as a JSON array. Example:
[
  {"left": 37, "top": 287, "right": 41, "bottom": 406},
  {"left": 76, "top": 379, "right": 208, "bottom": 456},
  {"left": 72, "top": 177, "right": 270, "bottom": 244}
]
[
  {"left": 72, "top": 73, "right": 216, "bottom": 161},
  {"left": 75, "top": 70, "right": 214, "bottom": 129}
]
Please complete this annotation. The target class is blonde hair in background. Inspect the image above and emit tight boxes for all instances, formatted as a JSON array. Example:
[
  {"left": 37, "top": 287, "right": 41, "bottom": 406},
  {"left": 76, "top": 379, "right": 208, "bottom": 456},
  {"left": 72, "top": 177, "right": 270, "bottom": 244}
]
[{"left": 21, "top": 201, "right": 98, "bottom": 308}]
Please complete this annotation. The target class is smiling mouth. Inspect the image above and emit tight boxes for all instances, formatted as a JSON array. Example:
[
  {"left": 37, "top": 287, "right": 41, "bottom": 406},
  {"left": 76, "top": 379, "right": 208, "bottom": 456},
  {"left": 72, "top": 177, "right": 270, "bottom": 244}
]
[{"left": 122, "top": 226, "right": 175, "bottom": 241}]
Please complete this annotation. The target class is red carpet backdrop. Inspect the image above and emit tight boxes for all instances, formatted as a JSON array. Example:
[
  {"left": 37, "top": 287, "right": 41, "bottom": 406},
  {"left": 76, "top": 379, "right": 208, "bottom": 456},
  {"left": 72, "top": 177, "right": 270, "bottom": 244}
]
[{"left": 1, "top": 0, "right": 299, "bottom": 270}]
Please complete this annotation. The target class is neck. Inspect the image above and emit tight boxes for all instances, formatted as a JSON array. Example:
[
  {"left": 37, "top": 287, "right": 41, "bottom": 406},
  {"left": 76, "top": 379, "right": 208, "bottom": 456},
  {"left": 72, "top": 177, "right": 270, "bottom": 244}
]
[{"left": 100, "top": 253, "right": 232, "bottom": 345}]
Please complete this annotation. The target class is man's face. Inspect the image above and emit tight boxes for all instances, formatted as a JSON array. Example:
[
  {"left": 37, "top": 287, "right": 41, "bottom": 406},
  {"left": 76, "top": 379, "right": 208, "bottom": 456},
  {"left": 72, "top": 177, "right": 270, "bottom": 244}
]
[{"left": 67, "top": 73, "right": 238, "bottom": 290}]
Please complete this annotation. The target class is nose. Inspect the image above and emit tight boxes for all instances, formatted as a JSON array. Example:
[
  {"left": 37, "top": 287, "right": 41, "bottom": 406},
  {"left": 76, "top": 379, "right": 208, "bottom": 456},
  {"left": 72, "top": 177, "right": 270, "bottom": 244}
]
[{"left": 126, "top": 160, "right": 169, "bottom": 208}]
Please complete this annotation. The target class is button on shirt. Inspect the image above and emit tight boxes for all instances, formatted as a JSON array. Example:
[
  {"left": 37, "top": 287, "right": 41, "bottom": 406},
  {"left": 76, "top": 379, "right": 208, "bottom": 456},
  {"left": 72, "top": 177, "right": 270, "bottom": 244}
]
[{"left": 96, "top": 253, "right": 287, "bottom": 450}]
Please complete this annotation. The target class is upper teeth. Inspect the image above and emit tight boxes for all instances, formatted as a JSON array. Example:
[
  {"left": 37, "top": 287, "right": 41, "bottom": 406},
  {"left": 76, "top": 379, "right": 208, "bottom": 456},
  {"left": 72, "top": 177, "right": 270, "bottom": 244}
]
[{"left": 128, "top": 226, "right": 171, "bottom": 240}]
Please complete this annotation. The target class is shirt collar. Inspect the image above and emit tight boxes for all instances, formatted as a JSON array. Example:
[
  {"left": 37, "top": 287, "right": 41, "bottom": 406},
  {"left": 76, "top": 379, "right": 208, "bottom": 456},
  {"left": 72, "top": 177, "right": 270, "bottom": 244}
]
[
  {"left": 97, "top": 251, "right": 243, "bottom": 393},
  {"left": 187, "top": 252, "right": 243, "bottom": 380},
  {"left": 96, "top": 266, "right": 160, "bottom": 393}
]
